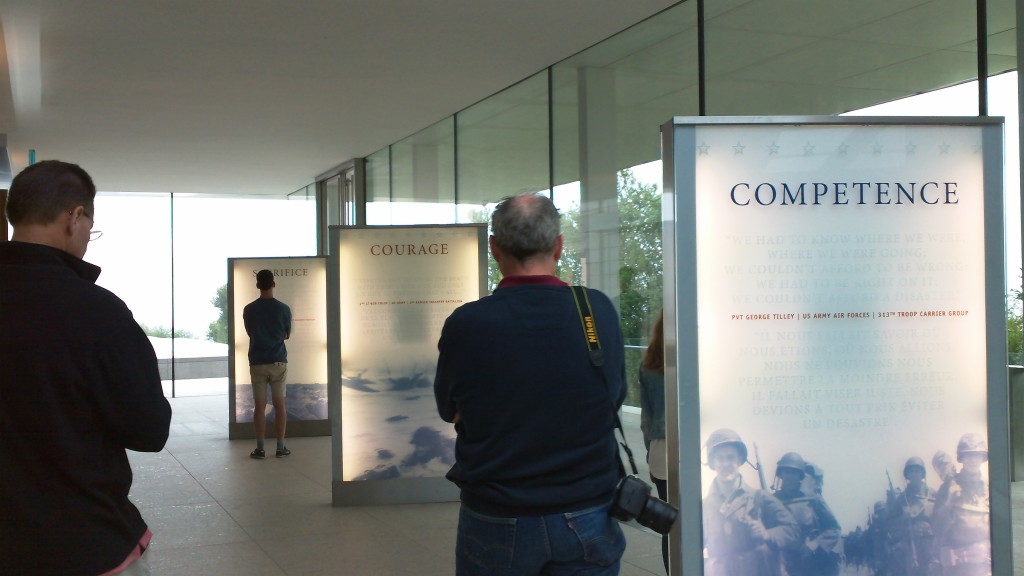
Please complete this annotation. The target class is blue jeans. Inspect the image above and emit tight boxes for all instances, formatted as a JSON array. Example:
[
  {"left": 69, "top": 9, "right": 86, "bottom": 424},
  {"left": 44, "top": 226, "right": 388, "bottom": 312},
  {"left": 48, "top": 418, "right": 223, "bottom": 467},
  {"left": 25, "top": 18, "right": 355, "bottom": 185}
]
[{"left": 455, "top": 501, "right": 625, "bottom": 576}]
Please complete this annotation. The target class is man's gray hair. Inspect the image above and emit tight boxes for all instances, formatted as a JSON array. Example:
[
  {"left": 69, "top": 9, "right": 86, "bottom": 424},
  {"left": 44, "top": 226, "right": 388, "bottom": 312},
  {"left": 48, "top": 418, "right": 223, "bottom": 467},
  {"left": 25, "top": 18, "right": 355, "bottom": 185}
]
[{"left": 491, "top": 193, "right": 561, "bottom": 260}]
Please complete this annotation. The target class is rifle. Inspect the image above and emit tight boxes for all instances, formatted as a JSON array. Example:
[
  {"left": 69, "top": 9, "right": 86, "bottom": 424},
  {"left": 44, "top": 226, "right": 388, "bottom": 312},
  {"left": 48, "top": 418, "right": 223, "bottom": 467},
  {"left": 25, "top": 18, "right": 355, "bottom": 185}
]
[
  {"left": 886, "top": 470, "right": 896, "bottom": 501},
  {"left": 752, "top": 442, "right": 767, "bottom": 490}
]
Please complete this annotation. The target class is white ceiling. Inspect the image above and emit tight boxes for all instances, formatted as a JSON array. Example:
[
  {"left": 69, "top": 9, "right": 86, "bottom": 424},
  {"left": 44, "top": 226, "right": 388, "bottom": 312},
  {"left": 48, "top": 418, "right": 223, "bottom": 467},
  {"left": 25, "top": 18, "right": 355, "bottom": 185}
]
[
  {"left": 0, "top": 0, "right": 679, "bottom": 195},
  {"left": 1, "top": 0, "right": 1016, "bottom": 197}
]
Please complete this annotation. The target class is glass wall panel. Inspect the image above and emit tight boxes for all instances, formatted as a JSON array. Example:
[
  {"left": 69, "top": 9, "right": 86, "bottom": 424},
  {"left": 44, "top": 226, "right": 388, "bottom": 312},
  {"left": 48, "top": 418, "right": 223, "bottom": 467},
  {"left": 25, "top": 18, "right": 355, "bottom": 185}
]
[
  {"left": 90, "top": 193, "right": 173, "bottom": 393},
  {"left": 171, "top": 194, "right": 316, "bottom": 395},
  {"left": 552, "top": 2, "right": 699, "bottom": 190},
  {"left": 456, "top": 71, "right": 549, "bottom": 207},
  {"left": 391, "top": 117, "right": 455, "bottom": 205},
  {"left": 704, "top": 0, "right": 982, "bottom": 115},
  {"left": 548, "top": 3, "right": 698, "bottom": 406},
  {"left": 550, "top": 0, "right": 698, "bottom": 302},
  {"left": 365, "top": 147, "right": 393, "bottom": 225},
  {"left": 989, "top": 72, "right": 1022, "bottom": 363},
  {"left": 91, "top": 193, "right": 172, "bottom": 329},
  {"left": 987, "top": 0, "right": 1016, "bottom": 76},
  {"left": 386, "top": 118, "right": 457, "bottom": 224}
]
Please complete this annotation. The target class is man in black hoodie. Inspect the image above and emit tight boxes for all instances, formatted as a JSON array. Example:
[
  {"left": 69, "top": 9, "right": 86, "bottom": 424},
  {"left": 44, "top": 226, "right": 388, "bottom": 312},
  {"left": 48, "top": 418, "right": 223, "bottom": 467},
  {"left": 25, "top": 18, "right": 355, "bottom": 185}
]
[{"left": 0, "top": 160, "right": 172, "bottom": 575}]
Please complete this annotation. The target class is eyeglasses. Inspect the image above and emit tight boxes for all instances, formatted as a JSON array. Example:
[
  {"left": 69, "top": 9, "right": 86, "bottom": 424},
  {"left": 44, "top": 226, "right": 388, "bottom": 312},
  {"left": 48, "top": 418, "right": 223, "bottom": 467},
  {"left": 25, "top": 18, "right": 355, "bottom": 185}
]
[{"left": 73, "top": 210, "right": 102, "bottom": 241}]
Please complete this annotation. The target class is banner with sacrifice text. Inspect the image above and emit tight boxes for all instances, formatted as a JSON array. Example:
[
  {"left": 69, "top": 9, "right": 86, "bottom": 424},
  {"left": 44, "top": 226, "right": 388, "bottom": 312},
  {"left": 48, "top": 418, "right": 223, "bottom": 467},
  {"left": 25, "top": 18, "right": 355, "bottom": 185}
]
[{"left": 228, "top": 256, "right": 329, "bottom": 438}]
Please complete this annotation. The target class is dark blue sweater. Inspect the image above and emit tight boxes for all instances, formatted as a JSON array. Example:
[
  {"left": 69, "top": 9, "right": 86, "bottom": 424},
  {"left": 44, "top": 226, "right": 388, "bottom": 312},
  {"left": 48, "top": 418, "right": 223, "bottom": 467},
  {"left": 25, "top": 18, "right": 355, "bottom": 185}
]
[{"left": 434, "top": 280, "right": 626, "bottom": 516}]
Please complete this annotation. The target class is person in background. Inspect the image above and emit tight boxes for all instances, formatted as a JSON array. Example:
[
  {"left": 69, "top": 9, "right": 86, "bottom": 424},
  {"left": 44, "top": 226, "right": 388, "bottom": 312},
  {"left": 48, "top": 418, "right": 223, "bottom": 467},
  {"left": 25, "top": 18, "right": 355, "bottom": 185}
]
[
  {"left": 0, "top": 160, "right": 172, "bottom": 575},
  {"left": 638, "top": 310, "right": 669, "bottom": 573},
  {"left": 434, "top": 192, "right": 627, "bottom": 576},
  {"left": 243, "top": 269, "right": 292, "bottom": 459}
]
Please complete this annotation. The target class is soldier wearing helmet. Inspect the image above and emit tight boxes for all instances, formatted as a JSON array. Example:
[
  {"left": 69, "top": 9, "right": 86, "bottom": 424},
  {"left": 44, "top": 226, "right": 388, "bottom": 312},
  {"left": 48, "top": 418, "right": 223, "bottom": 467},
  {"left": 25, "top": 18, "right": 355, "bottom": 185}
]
[
  {"left": 884, "top": 456, "right": 938, "bottom": 576},
  {"left": 802, "top": 462, "right": 824, "bottom": 496},
  {"left": 933, "top": 433, "right": 991, "bottom": 575},
  {"left": 932, "top": 450, "right": 957, "bottom": 511},
  {"left": 771, "top": 452, "right": 841, "bottom": 576},
  {"left": 702, "top": 429, "right": 799, "bottom": 576}
]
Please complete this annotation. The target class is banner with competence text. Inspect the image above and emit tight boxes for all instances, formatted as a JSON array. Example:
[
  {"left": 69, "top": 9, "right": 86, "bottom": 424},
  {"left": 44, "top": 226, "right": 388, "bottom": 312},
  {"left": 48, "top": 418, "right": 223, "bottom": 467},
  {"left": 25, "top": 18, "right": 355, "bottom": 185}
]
[{"left": 663, "top": 117, "right": 1008, "bottom": 576}]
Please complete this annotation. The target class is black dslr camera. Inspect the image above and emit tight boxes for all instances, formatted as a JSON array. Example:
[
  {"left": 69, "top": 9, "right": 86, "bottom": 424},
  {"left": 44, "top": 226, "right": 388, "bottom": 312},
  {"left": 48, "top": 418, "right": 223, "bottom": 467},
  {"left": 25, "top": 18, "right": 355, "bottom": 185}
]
[{"left": 610, "top": 475, "right": 678, "bottom": 535}]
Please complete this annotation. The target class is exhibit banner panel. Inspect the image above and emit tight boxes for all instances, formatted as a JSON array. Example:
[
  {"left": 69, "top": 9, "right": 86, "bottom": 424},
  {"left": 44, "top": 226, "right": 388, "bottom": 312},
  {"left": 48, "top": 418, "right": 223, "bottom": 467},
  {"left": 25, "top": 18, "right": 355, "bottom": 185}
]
[
  {"left": 329, "top": 224, "right": 487, "bottom": 505},
  {"left": 662, "top": 117, "right": 1010, "bottom": 576},
  {"left": 228, "top": 256, "right": 329, "bottom": 439}
]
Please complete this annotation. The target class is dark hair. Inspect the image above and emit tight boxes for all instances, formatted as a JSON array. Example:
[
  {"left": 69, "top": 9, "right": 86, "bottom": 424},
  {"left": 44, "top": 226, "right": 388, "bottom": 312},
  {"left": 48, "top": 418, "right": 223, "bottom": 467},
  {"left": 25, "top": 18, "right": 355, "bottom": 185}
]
[
  {"left": 641, "top": 310, "right": 664, "bottom": 373},
  {"left": 490, "top": 193, "right": 560, "bottom": 261},
  {"left": 256, "top": 269, "right": 275, "bottom": 290},
  {"left": 6, "top": 160, "right": 96, "bottom": 226}
]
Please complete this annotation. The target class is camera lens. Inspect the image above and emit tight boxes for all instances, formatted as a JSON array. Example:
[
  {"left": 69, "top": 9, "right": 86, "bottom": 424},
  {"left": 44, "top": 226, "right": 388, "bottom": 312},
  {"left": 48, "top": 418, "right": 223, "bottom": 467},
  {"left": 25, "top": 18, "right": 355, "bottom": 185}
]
[
  {"left": 610, "top": 475, "right": 678, "bottom": 535},
  {"left": 637, "top": 497, "right": 678, "bottom": 535}
]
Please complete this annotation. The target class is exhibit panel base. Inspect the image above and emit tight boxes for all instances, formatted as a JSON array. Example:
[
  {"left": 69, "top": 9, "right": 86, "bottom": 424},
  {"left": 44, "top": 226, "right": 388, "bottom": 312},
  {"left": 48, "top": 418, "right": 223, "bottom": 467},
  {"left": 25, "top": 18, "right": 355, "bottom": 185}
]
[
  {"left": 332, "top": 476, "right": 460, "bottom": 506},
  {"left": 229, "top": 419, "right": 331, "bottom": 440}
]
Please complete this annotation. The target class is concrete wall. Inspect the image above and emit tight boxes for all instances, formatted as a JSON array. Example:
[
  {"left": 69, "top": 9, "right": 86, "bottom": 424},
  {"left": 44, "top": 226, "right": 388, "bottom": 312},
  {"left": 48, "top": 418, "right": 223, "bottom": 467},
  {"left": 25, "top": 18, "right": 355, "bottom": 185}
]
[{"left": 157, "top": 356, "right": 227, "bottom": 381}]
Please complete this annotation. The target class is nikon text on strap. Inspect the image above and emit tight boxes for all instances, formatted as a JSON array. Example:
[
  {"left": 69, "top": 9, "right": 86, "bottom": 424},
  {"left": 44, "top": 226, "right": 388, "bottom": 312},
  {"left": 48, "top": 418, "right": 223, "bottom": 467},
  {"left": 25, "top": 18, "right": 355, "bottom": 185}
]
[{"left": 569, "top": 285, "right": 640, "bottom": 476}]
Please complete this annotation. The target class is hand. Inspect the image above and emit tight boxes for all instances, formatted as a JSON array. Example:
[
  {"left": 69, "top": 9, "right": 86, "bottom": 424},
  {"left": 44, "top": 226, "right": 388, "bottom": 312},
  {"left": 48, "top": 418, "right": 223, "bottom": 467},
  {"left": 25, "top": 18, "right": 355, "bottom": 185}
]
[{"left": 748, "top": 521, "right": 769, "bottom": 541}]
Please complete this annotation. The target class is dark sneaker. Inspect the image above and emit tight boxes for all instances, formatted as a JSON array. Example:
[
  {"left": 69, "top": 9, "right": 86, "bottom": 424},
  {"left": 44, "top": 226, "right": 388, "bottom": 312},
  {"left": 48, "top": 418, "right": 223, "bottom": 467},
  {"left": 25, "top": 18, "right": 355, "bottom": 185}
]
[
  {"left": 250, "top": 448, "right": 266, "bottom": 459},
  {"left": 276, "top": 447, "right": 291, "bottom": 458}
]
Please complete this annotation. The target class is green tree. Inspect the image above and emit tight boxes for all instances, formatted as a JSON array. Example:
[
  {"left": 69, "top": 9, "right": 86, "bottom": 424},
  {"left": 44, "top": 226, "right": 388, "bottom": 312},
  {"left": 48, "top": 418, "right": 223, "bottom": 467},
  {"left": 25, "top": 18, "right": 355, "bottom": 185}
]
[
  {"left": 139, "top": 323, "right": 195, "bottom": 339},
  {"left": 466, "top": 207, "right": 502, "bottom": 292},
  {"left": 207, "top": 284, "right": 229, "bottom": 343},
  {"left": 1008, "top": 269, "right": 1024, "bottom": 365},
  {"left": 616, "top": 169, "right": 662, "bottom": 339},
  {"left": 557, "top": 170, "right": 662, "bottom": 407},
  {"left": 560, "top": 169, "right": 662, "bottom": 338}
]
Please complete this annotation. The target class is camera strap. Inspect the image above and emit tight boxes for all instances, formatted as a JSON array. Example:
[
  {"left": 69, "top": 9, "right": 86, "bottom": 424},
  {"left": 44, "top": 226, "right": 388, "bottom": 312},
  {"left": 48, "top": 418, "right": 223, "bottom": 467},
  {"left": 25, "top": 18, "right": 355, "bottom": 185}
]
[{"left": 569, "top": 285, "right": 640, "bottom": 477}]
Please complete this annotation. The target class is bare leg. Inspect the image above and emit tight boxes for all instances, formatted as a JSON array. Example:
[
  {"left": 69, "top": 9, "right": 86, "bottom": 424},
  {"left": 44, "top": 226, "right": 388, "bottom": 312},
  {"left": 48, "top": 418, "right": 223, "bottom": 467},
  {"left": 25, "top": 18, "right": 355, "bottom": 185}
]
[
  {"left": 253, "top": 400, "right": 266, "bottom": 443},
  {"left": 272, "top": 397, "right": 287, "bottom": 442}
]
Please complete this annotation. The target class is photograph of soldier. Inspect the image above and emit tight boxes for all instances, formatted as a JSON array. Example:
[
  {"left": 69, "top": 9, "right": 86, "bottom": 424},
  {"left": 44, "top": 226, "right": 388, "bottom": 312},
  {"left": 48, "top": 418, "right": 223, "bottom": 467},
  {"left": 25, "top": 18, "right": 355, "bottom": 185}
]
[
  {"left": 702, "top": 428, "right": 800, "bottom": 576},
  {"left": 883, "top": 457, "right": 938, "bottom": 576},
  {"left": 932, "top": 450, "right": 958, "bottom": 511},
  {"left": 932, "top": 433, "right": 991, "bottom": 576},
  {"left": 838, "top": 432, "right": 991, "bottom": 576},
  {"left": 803, "top": 462, "right": 825, "bottom": 496},
  {"left": 771, "top": 452, "right": 842, "bottom": 576}
]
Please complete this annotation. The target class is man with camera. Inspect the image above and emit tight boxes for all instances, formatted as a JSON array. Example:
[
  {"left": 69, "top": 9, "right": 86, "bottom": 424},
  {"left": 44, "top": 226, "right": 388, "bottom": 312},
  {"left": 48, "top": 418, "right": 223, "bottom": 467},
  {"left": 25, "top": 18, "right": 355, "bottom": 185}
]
[{"left": 434, "top": 193, "right": 627, "bottom": 576}]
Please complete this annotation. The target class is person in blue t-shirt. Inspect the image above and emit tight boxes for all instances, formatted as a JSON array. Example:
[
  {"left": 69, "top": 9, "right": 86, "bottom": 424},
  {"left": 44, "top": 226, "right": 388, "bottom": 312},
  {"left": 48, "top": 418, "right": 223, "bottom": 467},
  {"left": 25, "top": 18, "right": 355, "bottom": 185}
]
[{"left": 243, "top": 269, "right": 292, "bottom": 459}]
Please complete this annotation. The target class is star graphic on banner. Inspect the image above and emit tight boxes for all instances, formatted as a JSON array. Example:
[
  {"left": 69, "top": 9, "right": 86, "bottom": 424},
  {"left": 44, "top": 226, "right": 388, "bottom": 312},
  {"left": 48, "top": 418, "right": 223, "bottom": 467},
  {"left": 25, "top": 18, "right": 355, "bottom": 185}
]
[
  {"left": 939, "top": 142, "right": 951, "bottom": 154},
  {"left": 872, "top": 142, "right": 884, "bottom": 155},
  {"left": 837, "top": 143, "right": 850, "bottom": 155},
  {"left": 905, "top": 141, "right": 917, "bottom": 155},
  {"left": 732, "top": 141, "right": 745, "bottom": 155},
  {"left": 767, "top": 142, "right": 780, "bottom": 156},
  {"left": 698, "top": 142, "right": 711, "bottom": 155},
  {"left": 802, "top": 142, "right": 815, "bottom": 155}
]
